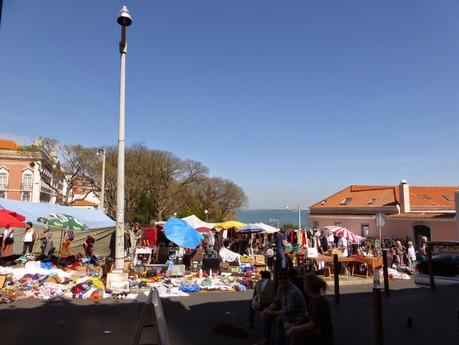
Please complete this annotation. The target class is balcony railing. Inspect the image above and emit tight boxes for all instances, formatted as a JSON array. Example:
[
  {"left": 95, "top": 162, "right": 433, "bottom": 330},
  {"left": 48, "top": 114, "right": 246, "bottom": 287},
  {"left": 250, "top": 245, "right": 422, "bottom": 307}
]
[{"left": 22, "top": 183, "right": 33, "bottom": 191}]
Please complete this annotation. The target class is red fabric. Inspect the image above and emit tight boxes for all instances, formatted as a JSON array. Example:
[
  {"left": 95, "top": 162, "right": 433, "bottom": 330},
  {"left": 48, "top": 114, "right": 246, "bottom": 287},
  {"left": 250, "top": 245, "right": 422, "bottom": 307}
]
[
  {"left": 301, "top": 231, "right": 307, "bottom": 246},
  {"left": 143, "top": 227, "right": 158, "bottom": 246},
  {"left": 289, "top": 231, "right": 294, "bottom": 243},
  {"left": 0, "top": 210, "right": 26, "bottom": 227},
  {"left": 196, "top": 227, "right": 211, "bottom": 233}
]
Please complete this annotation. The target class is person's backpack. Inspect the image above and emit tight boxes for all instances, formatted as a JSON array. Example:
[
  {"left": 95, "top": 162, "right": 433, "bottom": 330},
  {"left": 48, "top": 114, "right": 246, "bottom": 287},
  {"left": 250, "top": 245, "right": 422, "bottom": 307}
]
[{"left": 66, "top": 229, "right": 75, "bottom": 241}]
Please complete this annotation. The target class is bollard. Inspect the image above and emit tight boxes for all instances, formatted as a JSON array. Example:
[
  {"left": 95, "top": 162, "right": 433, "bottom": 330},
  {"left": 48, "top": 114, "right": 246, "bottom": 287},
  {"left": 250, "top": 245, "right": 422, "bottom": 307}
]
[
  {"left": 382, "top": 250, "right": 389, "bottom": 297},
  {"left": 426, "top": 246, "right": 435, "bottom": 289},
  {"left": 333, "top": 254, "right": 340, "bottom": 304},
  {"left": 373, "top": 288, "right": 384, "bottom": 345}
]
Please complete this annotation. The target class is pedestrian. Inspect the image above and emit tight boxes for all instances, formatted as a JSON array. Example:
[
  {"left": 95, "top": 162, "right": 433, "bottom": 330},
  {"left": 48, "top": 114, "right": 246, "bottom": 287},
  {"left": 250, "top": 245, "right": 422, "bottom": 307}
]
[
  {"left": 1, "top": 225, "right": 14, "bottom": 257},
  {"left": 22, "top": 221, "right": 37, "bottom": 255},
  {"left": 83, "top": 233, "right": 96, "bottom": 258},
  {"left": 40, "top": 226, "right": 54, "bottom": 256},
  {"left": 416, "top": 236, "right": 428, "bottom": 261},
  {"left": 60, "top": 227, "right": 74, "bottom": 257},
  {"left": 407, "top": 241, "right": 416, "bottom": 272},
  {"left": 392, "top": 240, "right": 405, "bottom": 269},
  {"left": 256, "top": 268, "right": 306, "bottom": 345},
  {"left": 337, "top": 233, "right": 348, "bottom": 257},
  {"left": 285, "top": 275, "right": 334, "bottom": 345},
  {"left": 247, "top": 270, "right": 276, "bottom": 329},
  {"left": 275, "top": 229, "right": 287, "bottom": 270}
]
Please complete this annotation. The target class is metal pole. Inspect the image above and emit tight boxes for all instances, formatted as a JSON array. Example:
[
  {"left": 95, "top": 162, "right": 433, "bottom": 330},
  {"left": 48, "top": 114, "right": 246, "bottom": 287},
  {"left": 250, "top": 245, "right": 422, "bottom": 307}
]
[
  {"left": 333, "top": 254, "right": 340, "bottom": 304},
  {"left": 298, "top": 205, "right": 301, "bottom": 229},
  {"left": 100, "top": 148, "right": 106, "bottom": 212},
  {"left": 115, "top": 25, "right": 127, "bottom": 270},
  {"left": 378, "top": 225, "right": 382, "bottom": 243},
  {"left": 373, "top": 287, "right": 384, "bottom": 345},
  {"left": 427, "top": 245, "right": 435, "bottom": 289},
  {"left": 382, "top": 250, "right": 389, "bottom": 297}
]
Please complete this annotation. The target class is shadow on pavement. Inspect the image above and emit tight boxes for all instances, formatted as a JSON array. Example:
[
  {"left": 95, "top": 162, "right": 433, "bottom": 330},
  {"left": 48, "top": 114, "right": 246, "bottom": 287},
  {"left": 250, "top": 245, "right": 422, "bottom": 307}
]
[{"left": 0, "top": 299, "right": 144, "bottom": 345}]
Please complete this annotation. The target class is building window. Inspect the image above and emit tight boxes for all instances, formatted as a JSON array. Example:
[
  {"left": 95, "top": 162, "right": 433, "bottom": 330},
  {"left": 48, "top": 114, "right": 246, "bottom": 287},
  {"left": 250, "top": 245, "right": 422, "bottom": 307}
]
[
  {"left": 22, "top": 191, "right": 31, "bottom": 202},
  {"left": 312, "top": 221, "right": 319, "bottom": 229},
  {"left": 0, "top": 172, "right": 7, "bottom": 190},
  {"left": 340, "top": 198, "right": 352, "bottom": 205},
  {"left": 361, "top": 224, "right": 370, "bottom": 237},
  {"left": 0, "top": 191, "right": 5, "bottom": 198},
  {"left": 23, "top": 173, "right": 33, "bottom": 190}
]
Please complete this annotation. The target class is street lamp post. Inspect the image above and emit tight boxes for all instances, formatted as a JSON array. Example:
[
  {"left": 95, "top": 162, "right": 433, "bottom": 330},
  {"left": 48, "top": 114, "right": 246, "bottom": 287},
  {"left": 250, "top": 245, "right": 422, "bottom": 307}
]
[
  {"left": 285, "top": 204, "right": 302, "bottom": 229},
  {"left": 115, "top": 6, "right": 132, "bottom": 270},
  {"left": 204, "top": 209, "right": 208, "bottom": 222},
  {"left": 97, "top": 148, "right": 106, "bottom": 212}
]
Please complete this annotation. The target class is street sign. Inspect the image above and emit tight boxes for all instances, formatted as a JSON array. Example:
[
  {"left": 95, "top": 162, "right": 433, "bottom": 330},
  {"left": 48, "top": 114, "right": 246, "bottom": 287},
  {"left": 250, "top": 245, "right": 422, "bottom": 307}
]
[{"left": 374, "top": 212, "right": 387, "bottom": 228}]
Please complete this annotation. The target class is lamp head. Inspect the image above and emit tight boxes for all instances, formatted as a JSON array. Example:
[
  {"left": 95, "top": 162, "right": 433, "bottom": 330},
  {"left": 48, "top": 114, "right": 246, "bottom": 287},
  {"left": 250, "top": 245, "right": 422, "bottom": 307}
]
[{"left": 117, "top": 6, "right": 132, "bottom": 27}]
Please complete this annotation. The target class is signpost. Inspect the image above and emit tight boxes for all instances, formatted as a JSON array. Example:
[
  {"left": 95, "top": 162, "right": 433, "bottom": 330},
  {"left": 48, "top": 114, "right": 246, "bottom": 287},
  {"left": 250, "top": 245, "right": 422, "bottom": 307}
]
[{"left": 374, "top": 212, "right": 387, "bottom": 243}]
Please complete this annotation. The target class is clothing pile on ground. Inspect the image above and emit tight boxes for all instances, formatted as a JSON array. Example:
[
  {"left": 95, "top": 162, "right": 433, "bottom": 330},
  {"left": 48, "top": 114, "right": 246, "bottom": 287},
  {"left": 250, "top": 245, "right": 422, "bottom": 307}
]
[
  {"left": 0, "top": 254, "right": 261, "bottom": 303},
  {"left": 0, "top": 255, "right": 112, "bottom": 303}
]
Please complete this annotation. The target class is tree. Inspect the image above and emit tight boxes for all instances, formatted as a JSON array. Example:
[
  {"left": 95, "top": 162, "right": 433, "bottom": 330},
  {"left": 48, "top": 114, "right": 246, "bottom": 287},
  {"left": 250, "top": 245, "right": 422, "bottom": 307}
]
[
  {"left": 181, "top": 177, "right": 247, "bottom": 221},
  {"left": 60, "top": 144, "right": 99, "bottom": 205}
]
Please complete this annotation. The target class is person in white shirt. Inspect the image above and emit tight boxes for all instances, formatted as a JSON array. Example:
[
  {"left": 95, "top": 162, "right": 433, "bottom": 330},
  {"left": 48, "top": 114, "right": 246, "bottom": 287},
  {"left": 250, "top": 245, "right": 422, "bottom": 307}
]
[
  {"left": 407, "top": 241, "right": 416, "bottom": 272},
  {"left": 22, "top": 222, "right": 36, "bottom": 255},
  {"left": 337, "top": 233, "right": 348, "bottom": 257}
]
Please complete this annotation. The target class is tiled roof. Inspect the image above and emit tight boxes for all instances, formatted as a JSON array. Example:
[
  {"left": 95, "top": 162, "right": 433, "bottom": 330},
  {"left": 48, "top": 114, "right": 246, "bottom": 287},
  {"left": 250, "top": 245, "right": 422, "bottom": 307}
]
[
  {"left": 388, "top": 213, "right": 456, "bottom": 219},
  {"left": 71, "top": 200, "right": 97, "bottom": 207},
  {"left": 311, "top": 185, "right": 458, "bottom": 211},
  {"left": 0, "top": 139, "right": 20, "bottom": 150}
]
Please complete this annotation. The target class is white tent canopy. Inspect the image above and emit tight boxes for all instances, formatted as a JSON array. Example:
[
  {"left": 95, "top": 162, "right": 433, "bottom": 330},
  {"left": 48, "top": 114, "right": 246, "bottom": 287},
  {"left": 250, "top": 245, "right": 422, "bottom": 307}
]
[
  {"left": 181, "top": 214, "right": 216, "bottom": 229},
  {"left": 254, "top": 222, "right": 279, "bottom": 234}
]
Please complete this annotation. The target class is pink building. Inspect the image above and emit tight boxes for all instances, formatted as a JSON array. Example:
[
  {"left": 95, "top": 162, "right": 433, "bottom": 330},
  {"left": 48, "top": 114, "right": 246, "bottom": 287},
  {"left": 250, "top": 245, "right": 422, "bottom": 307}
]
[
  {"left": 0, "top": 139, "right": 64, "bottom": 203},
  {"left": 309, "top": 181, "right": 459, "bottom": 245}
]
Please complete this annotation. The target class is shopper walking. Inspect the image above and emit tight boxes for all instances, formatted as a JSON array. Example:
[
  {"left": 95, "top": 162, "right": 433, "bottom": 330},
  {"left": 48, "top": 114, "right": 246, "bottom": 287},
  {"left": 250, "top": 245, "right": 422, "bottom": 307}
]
[
  {"left": 60, "top": 227, "right": 74, "bottom": 257},
  {"left": 1, "top": 225, "right": 14, "bottom": 257},
  {"left": 407, "top": 241, "right": 416, "bottom": 272},
  {"left": 83, "top": 233, "right": 96, "bottom": 258},
  {"left": 392, "top": 240, "right": 406, "bottom": 269},
  {"left": 40, "top": 226, "right": 54, "bottom": 256},
  {"left": 22, "top": 222, "right": 36, "bottom": 255}
]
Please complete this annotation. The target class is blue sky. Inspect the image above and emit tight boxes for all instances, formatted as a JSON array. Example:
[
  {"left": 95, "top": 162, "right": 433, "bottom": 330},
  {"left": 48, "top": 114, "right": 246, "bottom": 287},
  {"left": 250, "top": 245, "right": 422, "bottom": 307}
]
[{"left": 1, "top": 1, "right": 459, "bottom": 209}]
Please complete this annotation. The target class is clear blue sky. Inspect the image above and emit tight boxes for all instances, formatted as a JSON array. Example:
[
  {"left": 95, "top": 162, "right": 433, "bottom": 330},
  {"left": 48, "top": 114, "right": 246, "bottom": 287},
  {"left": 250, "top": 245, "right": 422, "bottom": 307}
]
[{"left": 1, "top": 1, "right": 459, "bottom": 209}]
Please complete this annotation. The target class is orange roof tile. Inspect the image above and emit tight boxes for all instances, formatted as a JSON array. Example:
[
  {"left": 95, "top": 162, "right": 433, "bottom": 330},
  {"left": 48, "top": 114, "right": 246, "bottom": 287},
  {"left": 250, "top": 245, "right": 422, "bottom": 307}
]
[
  {"left": 388, "top": 213, "right": 455, "bottom": 220},
  {"left": 71, "top": 200, "right": 97, "bottom": 207},
  {"left": 0, "top": 139, "right": 20, "bottom": 150},
  {"left": 311, "top": 185, "right": 458, "bottom": 211}
]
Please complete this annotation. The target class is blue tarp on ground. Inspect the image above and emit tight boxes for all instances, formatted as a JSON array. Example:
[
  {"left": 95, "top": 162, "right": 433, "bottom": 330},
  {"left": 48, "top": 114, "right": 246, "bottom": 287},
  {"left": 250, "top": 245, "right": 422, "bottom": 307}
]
[{"left": 0, "top": 198, "right": 115, "bottom": 229}]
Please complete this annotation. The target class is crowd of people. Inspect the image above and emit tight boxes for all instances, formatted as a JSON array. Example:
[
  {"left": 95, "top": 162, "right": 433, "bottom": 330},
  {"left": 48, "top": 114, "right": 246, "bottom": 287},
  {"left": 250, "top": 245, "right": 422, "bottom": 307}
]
[
  {"left": 0, "top": 223, "right": 98, "bottom": 260},
  {"left": 249, "top": 269, "right": 334, "bottom": 345}
]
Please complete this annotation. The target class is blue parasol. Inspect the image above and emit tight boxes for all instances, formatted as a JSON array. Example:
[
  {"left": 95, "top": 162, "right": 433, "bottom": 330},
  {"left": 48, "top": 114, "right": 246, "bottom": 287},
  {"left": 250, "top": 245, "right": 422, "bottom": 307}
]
[
  {"left": 236, "top": 223, "right": 264, "bottom": 234},
  {"left": 164, "top": 217, "right": 204, "bottom": 249}
]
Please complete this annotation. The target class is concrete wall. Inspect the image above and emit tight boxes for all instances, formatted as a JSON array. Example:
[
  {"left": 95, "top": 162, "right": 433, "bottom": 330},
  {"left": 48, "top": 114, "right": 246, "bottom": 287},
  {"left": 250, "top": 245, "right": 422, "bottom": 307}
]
[
  {"left": 309, "top": 214, "right": 459, "bottom": 241},
  {"left": 384, "top": 219, "right": 458, "bottom": 241}
]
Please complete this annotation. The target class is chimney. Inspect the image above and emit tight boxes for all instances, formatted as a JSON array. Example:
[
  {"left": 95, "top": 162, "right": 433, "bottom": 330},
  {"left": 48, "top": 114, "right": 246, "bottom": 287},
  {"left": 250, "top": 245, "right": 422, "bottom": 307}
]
[{"left": 399, "top": 180, "right": 411, "bottom": 213}]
